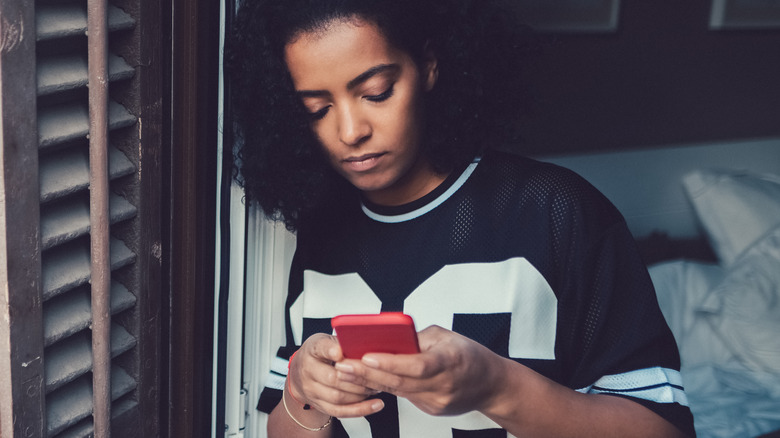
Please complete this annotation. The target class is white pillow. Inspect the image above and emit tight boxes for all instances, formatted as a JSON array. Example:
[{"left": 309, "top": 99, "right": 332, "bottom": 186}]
[
  {"left": 699, "top": 225, "right": 780, "bottom": 374},
  {"left": 682, "top": 169, "right": 780, "bottom": 267},
  {"left": 649, "top": 260, "right": 732, "bottom": 367}
]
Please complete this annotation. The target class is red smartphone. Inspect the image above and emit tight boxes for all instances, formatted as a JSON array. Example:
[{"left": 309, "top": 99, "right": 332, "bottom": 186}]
[{"left": 331, "top": 312, "right": 420, "bottom": 359}]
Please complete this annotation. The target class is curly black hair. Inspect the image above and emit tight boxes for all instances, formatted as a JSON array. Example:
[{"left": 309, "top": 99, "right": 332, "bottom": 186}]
[{"left": 225, "top": 0, "right": 534, "bottom": 231}]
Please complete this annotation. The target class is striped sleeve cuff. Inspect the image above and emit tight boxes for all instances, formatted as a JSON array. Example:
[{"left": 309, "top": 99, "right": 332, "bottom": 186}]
[{"left": 577, "top": 367, "right": 689, "bottom": 406}]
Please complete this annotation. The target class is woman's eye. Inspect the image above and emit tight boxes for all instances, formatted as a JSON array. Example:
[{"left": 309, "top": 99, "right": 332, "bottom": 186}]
[
  {"left": 308, "top": 106, "right": 330, "bottom": 121},
  {"left": 365, "top": 85, "right": 394, "bottom": 103}
]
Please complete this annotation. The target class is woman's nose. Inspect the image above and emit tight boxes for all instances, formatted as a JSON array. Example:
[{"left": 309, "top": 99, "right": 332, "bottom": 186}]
[{"left": 338, "top": 105, "right": 372, "bottom": 146}]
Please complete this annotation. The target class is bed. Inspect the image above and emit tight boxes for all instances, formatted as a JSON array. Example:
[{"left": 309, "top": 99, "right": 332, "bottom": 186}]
[{"left": 540, "top": 138, "right": 780, "bottom": 438}]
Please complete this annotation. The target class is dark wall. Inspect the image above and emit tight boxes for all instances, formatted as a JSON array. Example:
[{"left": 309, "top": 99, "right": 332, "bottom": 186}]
[{"left": 514, "top": 0, "right": 780, "bottom": 156}]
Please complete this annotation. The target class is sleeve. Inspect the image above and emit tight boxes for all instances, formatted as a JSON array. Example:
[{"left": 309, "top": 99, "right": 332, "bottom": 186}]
[
  {"left": 534, "top": 167, "right": 695, "bottom": 436},
  {"left": 563, "top": 218, "right": 696, "bottom": 437}
]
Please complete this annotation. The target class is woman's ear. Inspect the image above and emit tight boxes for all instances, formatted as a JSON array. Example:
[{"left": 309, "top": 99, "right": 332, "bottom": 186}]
[{"left": 422, "top": 41, "right": 439, "bottom": 91}]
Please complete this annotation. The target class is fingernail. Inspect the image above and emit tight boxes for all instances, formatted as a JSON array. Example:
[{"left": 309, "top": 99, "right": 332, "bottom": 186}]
[
  {"left": 362, "top": 356, "right": 379, "bottom": 368},
  {"left": 371, "top": 400, "right": 384, "bottom": 412},
  {"left": 334, "top": 362, "right": 354, "bottom": 373}
]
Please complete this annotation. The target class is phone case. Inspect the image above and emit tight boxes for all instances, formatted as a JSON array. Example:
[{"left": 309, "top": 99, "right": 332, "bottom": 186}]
[{"left": 331, "top": 313, "right": 420, "bottom": 359}]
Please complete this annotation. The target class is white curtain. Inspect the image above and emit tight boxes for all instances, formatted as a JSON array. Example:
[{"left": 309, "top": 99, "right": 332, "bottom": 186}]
[{"left": 242, "top": 209, "right": 297, "bottom": 437}]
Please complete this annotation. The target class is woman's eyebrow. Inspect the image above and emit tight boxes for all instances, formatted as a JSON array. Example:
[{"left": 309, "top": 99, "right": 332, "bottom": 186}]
[{"left": 346, "top": 63, "right": 399, "bottom": 90}]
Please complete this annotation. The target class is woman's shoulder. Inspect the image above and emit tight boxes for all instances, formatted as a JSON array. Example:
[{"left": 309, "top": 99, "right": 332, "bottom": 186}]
[
  {"left": 479, "top": 149, "right": 597, "bottom": 193},
  {"left": 477, "top": 148, "right": 622, "bottom": 222}
]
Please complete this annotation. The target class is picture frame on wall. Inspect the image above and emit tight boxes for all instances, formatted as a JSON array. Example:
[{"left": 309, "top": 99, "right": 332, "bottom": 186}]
[
  {"left": 710, "top": 0, "right": 780, "bottom": 30},
  {"left": 510, "top": 0, "right": 621, "bottom": 33}
]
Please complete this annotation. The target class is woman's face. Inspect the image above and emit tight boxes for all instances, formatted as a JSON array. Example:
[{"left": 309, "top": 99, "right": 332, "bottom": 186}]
[{"left": 284, "top": 18, "right": 442, "bottom": 206}]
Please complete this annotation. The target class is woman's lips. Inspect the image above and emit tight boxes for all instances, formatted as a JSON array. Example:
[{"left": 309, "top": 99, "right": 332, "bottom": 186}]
[{"left": 343, "top": 153, "right": 385, "bottom": 172}]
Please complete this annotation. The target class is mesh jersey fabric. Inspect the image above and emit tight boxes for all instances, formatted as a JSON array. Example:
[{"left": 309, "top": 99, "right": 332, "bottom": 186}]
[{"left": 257, "top": 150, "right": 695, "bottom": 437}]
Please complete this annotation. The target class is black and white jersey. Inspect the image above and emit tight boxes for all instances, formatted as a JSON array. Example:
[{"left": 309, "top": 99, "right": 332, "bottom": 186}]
[{"left": 258, "top": 150, "right": 695, "bottom": 437}]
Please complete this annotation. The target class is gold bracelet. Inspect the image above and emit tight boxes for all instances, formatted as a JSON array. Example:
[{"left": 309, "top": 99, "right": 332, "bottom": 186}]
[{"left": 282, "top": 383, "right": 332, "bottom": 432}]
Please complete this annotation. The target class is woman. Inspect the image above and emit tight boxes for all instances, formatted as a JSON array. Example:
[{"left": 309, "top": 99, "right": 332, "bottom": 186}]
[{"left": 227, "top": 1, "right": 695, "bottom": 436}]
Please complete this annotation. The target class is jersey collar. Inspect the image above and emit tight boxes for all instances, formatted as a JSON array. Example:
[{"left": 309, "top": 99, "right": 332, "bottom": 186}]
[{"left": 361, "top": 157, "right": 481, "bottom": 223}]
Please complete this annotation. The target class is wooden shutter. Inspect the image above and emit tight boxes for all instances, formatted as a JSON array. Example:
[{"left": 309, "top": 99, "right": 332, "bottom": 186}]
[{"left": 34, "top": 0, "right": 163, "bottom": 435}]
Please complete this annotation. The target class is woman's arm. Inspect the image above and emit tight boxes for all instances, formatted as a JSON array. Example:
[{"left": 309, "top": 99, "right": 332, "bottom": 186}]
[
  {"left": 335, "top": 325, "right": 688, "bottom": 438},
  {"left": 483, "top": 353, "right": 687, "bottom": 438}
]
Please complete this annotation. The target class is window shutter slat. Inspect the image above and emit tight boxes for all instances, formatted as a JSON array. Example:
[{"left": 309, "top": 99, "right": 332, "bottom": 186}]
[
  {"left": 42, "top": 237, "right": 136, "bottom": 302},
  {"left": 43, "top": 282, "right": 136, "bottom": 347},
  {"left": 41, "top": 193, "right": 137, "bottom": 250},
  {"left": 54, "top": 399, "right": 138, "bottom": 438},
  {"left": 45, "top": 365, "right": 137, "bottom": 437},
  {"left": 44, "top": 323, "right": 136, "bottom": 394},
  {"left": 36, "top": 4, "right": 134, "bottom": 41},
  {"left": 38, "top": 101, "right": 136, "bottom": 150},
  {"left": 39, "top": 146, "right": 135, "bottom": 203},
  {"left": 37, "top": 53, "right": 134, "bottom": 96}
]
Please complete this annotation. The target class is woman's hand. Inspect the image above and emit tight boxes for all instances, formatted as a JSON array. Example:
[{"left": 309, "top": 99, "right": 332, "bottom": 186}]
[
  {"left": 289, "top": 333, "right": 386, "bottom": 418},
  {"left": 331, "top": 326, "right": 689, "bottom": 438},
  {"left": 333, "top": 325, "right": 509, "bottom": 416}
]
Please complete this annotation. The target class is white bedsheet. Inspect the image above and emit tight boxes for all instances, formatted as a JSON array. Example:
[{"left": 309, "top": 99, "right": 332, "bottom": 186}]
[
  {"left": 684, "top": 364, "right": 780, "bottom": 438},
  {"left": 650, "top": 260, "right": 780, "bottom": 438}
]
